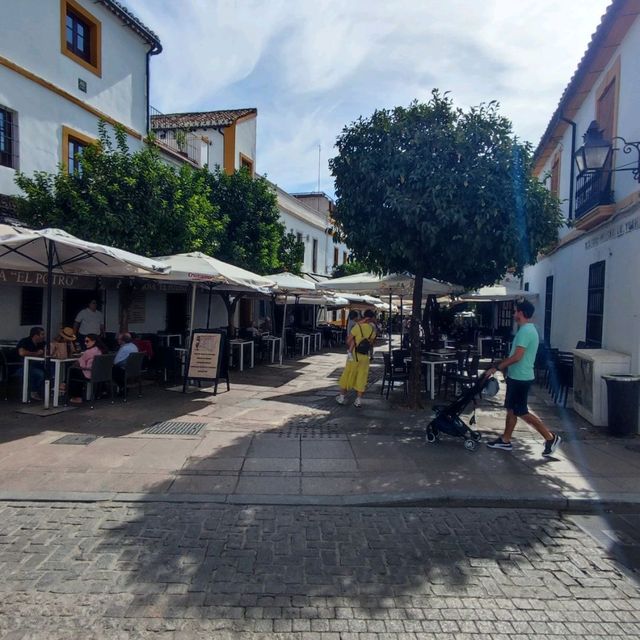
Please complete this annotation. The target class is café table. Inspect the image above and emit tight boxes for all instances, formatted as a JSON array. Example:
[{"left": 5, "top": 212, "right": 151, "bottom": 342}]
[
  {"left": 229, "top": 339, "right": 254, "bottom": 371},
  {"left": 405, "top": 355, "right": 457, "bottom": 400},
  {"left": 262, "top": 336, "right": 281, "bottom": 363},
  {"left": 295, "top": 333, "right": 311, "bottom": 356},
  {"left": 158, "top": 334, "right": 182, "bottom": 347},
  {"left": 22, "top": 355, "right": 78, "bottom": 409}
]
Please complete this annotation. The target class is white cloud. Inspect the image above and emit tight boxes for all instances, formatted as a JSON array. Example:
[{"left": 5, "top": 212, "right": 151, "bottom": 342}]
[{"left": 126, "top": 0, "right": 610, "bottom": 193}]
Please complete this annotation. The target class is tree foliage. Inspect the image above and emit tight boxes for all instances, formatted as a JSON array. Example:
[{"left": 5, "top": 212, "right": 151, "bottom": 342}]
[
  {"left": 15, "top": 123, "right": 224, "bottom": 257},
  {"left": 332, "top": 258, "right": 369, "bottom": 278},
  {"left": 278, "top": 231, "right": 305, "bottom": 275},
  {"left": 200, "top": 167, "right": 303, "bottom": 275},
  {"left": 330, "top": 91, "right": 563, "bottom": 406},
  {"left": 330, "top": 91, "right": 562, "bottom": 289}
]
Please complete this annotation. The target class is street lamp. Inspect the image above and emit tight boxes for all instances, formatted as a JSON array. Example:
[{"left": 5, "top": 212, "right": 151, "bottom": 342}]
[{"left": 574, "top": 120, "right": 640, "bottom": 182}]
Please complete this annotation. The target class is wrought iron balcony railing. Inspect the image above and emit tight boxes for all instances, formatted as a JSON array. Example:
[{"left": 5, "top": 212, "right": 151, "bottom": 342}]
[
  {"left": 149, "top": 106, "right": 203, "bottom": 166},
  {"left": 575, "top": 169, "right": 613, "bottom": 219}
]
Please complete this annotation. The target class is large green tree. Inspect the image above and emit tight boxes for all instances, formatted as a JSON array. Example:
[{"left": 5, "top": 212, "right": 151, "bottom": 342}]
[
  {"left": 202, "top": 167, "right": 303, "bottom": 276},
  {"left": 330, "top": 91, "right": 562, "bottom": 406},
  {"left": 15, "top": 123, "right": 223, "bottom": 257}
]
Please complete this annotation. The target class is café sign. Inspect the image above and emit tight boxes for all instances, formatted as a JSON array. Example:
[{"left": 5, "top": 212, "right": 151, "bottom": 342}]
[{"left": 0, "top": 269, "right": 96, "bottom": 289}]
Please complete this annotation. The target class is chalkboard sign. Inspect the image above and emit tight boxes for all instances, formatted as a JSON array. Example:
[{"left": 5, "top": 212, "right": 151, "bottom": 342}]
[{"left": 183, "top": 329, "right": 229, "bottom": 395}]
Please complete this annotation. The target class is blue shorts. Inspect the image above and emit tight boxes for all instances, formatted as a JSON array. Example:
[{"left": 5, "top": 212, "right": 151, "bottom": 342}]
[{"left": 505, "top": 378, "right": 533, "bottom": 416}]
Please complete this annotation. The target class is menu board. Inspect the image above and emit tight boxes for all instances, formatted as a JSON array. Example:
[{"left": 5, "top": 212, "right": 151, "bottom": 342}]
[{"left": 183, "top": 329, "right": 229, "bottom": 395}]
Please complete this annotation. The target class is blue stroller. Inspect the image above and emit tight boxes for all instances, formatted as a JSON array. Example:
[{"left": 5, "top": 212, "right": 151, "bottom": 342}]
[{"left": 425, "top": 372, "right": 499, "bottom": 451}]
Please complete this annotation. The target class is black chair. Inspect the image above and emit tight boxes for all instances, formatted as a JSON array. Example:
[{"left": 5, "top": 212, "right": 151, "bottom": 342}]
[
  {"left": 121, "top": 351, "right": 146, "bottom": 402},
  {"left": 0, "top": 346, "right": 22, "bottom": 400},
  {"left": 442, "top": 350, "right": 472, "bottom": 398},
  {"left": 158, "top": 346, "right": 181, "bottom": 384},
  {"left": 381, "top": 352, "right": 408, "bottom": 399},
  {"left": 65, "top": 353, "right": 116, "bottom": 409}
]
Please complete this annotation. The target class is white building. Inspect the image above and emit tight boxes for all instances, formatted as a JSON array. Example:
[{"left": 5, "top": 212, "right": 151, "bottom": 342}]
[
  {"left": 523, "top": 0, "right": 640, "bottom": 370},
  {"left": 0, "top": 0, "right": 161, "bottom": 339},
  {"left": 0, "top": 0, "right": 161, "bottom": 198}
]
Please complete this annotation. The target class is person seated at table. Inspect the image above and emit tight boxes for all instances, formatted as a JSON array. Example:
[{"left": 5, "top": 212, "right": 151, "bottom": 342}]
[
  {"left": 68, "top": 334, "right": 108, "bottom": 404},
  {"left": 16, "top": 326, "right": 47, "bottom": 401},
  {"left": 245, "top": 321, "right": 260, "bottom": 338},
  {"left": 49, "top": 326, "right": 79, "bottom": 359},
  {"left": 131, "top": 332, "right": 154, "bottom": 361},
  {"left": 112, "top": 332, "right": 138, "bottom": 391},
  {"left": 260, "top": 316, "right": 272, "bottom": 334}
]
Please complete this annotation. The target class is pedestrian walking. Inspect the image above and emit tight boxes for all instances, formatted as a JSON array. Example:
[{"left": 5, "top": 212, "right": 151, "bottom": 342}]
[
  {"left": 486, "top": 299, "right": 561, "bottom": 457},
  {"left": 336, "top": 309, "right": 376, "bottom": 408}
]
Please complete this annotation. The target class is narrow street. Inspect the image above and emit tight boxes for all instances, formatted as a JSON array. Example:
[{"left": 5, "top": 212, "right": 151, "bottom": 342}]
[{"left": 1, "top": 502, "right": 639, "bottom": 638}]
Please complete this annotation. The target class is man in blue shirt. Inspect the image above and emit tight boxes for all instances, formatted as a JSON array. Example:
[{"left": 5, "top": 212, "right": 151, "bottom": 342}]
[
  {"left": 486, "top": 299, "right": 561, "bottom": 457},
  {"left": 112, "top": 333, "right": 138, "bottom": 391}
]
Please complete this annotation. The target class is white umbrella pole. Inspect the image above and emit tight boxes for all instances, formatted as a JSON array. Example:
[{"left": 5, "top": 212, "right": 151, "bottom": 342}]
[
  {"left": 43, "top": 239, "right": 53, "bottom": 409},
  {"left": 280, "top": 297, "right": 287, "bottom": 365},
  {"left": 189, "top": 282, "right": 197, "bottom": 342}
]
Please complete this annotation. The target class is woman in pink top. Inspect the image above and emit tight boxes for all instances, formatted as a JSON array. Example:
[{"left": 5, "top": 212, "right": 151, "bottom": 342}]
[{"left": 68, "top": 333, "right": 107, "bottom": 404}]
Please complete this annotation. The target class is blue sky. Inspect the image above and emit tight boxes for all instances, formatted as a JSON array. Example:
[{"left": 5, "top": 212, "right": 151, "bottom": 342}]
[{"left": 127, "top": 0, "right": 610, "bottom": 197}]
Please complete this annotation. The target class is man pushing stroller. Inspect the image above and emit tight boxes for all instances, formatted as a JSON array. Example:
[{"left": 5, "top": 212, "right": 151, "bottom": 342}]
[{"left": 485, "top": 299, "right": 561, "bottom": 457}]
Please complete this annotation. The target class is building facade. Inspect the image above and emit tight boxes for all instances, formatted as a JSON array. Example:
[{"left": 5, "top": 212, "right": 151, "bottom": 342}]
[
  {"left": 0, "top": 0, "right": 161, "bottom": 199},
  {"left": 523, "top": 0, "right": 640, "bottom": 370}
]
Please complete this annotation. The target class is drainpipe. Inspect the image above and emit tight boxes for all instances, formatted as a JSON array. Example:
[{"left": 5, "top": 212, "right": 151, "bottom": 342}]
[
  {"left": 560, "top": 116, "right": 577, "bottom": 221},
  {"left": 146, "top": 42, "right": 163, "bottom": 135}
]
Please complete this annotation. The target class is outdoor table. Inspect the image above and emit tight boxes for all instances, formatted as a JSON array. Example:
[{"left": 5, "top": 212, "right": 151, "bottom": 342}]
[
  {"left": 158, "top": 334, "right": 182, "bottom": 347},
  {"left": 262, "top": 336, "right": 281, "bottom": 363},
  {"left": 295, "top": 333, "right": 311, "bottom": 356},
  {"left": 229, "top": 339, "right": 254, "bottom": 371},
  {"left": 310, "top": 331, "right": 322, "bottom": 352},
  {"left": 175, "top": 347, "right": 187, "bottom": 377},
  {"left": 22, "top": 356, "right": 77, "bottom": 409},
  {"left": 406, "top": 356, "right": 457, "bottom": 400}
]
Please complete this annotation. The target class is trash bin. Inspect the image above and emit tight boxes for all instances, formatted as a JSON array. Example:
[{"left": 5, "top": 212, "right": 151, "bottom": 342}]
[{"left": 602, "top": 375, "right": 640, "bottom": 436}]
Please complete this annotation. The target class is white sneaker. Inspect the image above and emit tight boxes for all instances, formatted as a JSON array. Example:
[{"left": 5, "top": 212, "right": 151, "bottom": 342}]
[
  {"left": 335, "top": 394, "right": 346, "bottom": 405},
  {"left": 354, "top": 398, "right": 362, "bottom": 408}
]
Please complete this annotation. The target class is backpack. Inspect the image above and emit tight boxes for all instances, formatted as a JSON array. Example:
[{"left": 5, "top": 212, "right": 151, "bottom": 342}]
[{"left": 355, "top": 324, "right": 374, "bottom": 355}]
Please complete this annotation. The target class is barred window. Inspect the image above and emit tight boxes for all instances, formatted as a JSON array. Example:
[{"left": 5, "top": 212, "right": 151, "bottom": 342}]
[{"left": 0, "top": 107, "right": 17, "bottom": 169}]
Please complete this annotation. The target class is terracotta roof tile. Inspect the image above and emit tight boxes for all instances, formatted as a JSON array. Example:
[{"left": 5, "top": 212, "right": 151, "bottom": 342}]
[
  {"left": 150, "top": 108, "right": 257, "bottom": 130},
  {"left": 98, "top": 0, "right": 161, "bottom": 51}
]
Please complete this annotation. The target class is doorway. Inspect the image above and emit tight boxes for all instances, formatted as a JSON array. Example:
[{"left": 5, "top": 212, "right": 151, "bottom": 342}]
[{"left": 166, "top": 292, "right": 188, "bottom": 333}]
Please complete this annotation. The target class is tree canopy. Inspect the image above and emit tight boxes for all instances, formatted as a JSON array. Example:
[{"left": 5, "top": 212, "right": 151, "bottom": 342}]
[
  {"left": 15, "top": 123, "right": 224, "bottom": 257},
  {"left": 329, "top": 91, "right": 562, "bottom": 291}
]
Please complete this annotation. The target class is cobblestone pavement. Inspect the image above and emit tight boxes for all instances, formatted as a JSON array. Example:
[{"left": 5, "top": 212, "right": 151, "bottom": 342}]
[{"left": 1, "top": 501, "right": 639, "bottom": 639}]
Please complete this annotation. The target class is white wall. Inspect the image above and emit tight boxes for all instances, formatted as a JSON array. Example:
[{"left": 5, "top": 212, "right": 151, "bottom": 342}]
[
  {"left": 235, "top": 118, "right": 256, "bottom": 170},
  {"left": 0, "top": 0, "right": 150, "bottom": 196}
]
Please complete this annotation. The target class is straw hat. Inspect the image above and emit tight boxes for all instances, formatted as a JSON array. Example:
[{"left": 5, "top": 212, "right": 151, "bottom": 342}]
[{"left": 60, "top": 327, "right": 77, "bottom": 341}]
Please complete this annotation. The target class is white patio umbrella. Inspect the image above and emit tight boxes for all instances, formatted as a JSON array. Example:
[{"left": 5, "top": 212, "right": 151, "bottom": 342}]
[
  {"left": 0, "top": 227, "right": 170, "bottom": 408},
  {"left": 150, "top": 252, "right": 275, "bottom": 336},
  {"left": 318, "top": 272, "right": 462, "bottom": 357},
  {"left": 458, "top": 285, "right": 538, "bottom": 302},
  {"left": 265, "top": 272, "right": 316, "bottom": 364}
]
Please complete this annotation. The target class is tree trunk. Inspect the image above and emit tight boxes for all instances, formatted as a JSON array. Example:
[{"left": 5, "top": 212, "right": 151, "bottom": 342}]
[
  {"left": 218, "top": 292, "right": 244, "bottom": 337},
  {"left": 118, "top": 280, "right": 134, "bottom": 333},
  {"left": 408, "top": 265, "right": 424, "bottom": 409}
]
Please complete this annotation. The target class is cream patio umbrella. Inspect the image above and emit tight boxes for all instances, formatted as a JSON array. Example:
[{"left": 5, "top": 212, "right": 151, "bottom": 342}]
[
  {"left": 265, "top": 272, "right": 316, "bottom": 364},
  {"left": 0, "top": 227, "right": 170, "bottom": 408},
  {"left": 150, "top": 252, "right": 275, "bottom": 337}
]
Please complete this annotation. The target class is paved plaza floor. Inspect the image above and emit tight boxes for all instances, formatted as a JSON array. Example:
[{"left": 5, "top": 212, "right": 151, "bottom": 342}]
[
  {"left": 1, "top": 346, "right": 640, "bottom": 637},
  {"left": 0, "top": 346, "right": 639, "bottom": 509}
]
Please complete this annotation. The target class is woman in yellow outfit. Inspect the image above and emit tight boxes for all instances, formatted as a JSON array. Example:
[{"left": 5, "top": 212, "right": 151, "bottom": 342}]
[{"left": 336, "top": 309, "right": 377, "bottom": 408}]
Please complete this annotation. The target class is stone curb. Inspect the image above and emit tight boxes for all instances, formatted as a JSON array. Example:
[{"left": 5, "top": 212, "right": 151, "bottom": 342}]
[{"left": 1, "top": 490, "right": 640, "bottom": 513}]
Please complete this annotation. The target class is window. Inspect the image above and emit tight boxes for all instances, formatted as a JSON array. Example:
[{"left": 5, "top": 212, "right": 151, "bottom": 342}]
[
  {"left": 61, "top": 0, "right": 102, "bottom": 76},
  {"left": 585, "top": 261, "right": 605, "bottom": 348},
  {"left": 333, "top": 247, "right": 339, "bottom": 267},
  {"left": 342, "top": 251, "right": 348, "bottom": 264},
  {"left": 239, "top": 153, "right": 254, "bottom": 175},
  {"left": 0, "top": 106, "right": 17, "bottom": 169},
  {"left": 550, "top": 156, "right": 560, "bottom": 197},
  {"left": 62, "top": 126, "right": 94, "bottom": 174},
  {"left": 312, "top": 238, "right": 318, "bottom": 272},
  {"left": 544, "top": 276, "right": 553, "bottom": 345},
  {"left": 296, "top": 232, "right": 303, "bottom": 244},
  {"left": 21, "top": 287, "right": 43, "bottom": 326}
]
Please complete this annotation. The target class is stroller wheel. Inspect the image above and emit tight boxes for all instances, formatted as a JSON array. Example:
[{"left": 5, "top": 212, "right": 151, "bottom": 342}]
[
  {"left": 471, "top": 431, "right": 482, "bottom": 442},
  {"left": 464, "top": 439, "right": 477, "bottom": 451},
  {"left": 426, "top": 429, "right": 437, "bottom": 444}
]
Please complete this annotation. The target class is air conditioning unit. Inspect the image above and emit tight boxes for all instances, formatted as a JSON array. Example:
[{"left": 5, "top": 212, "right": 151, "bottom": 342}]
[{"left": 572, "top": 349, "right": 631, "bottom": 426}]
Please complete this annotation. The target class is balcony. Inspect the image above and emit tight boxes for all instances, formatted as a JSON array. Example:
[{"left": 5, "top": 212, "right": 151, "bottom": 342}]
[
  {"left": 149, "top": 106, "right": 204, "bottom": 167},
  {"left": 575, "top": 169, "right": 614, "bottom": 224}
]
